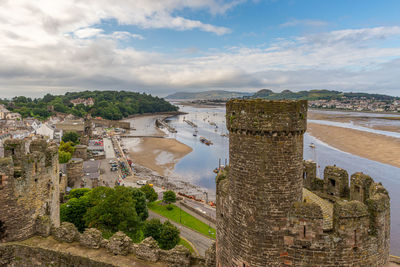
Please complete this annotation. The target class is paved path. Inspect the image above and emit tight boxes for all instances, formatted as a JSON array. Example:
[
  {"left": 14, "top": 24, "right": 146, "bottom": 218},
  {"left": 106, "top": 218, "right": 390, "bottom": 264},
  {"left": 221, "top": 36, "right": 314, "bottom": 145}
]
[
  {"left": 103, "top": 138, "right": 115, "bottom": 159},
  {"left": 148, "top": 211, "right": 214, "bottom": 256},
  {"left": 303, "top": 188, "right": 333, "bottom": 230}
]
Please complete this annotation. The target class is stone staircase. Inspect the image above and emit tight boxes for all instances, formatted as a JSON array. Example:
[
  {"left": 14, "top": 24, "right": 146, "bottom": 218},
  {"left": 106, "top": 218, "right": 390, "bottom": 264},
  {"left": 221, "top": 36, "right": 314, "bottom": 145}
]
[{"left": 303, "top": 188, "right": 333, "bottom": 231}]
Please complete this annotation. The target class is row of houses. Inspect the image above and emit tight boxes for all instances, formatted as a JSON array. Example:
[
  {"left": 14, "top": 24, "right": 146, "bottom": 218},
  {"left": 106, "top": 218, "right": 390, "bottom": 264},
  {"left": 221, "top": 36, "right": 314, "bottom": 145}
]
[
  {"left": 0, "top": 104, "right": 22, "bottom": 120},
  {"left": 0, "top": 105, "right": 89, "bottom": 156}
]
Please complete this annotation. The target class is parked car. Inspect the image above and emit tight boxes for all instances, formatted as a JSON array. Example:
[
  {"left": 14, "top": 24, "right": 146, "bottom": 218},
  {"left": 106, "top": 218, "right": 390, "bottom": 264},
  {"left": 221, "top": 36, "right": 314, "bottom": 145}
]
[
  {"left": 110, "top": 167, "right": 118, "bottom": 172},
  {"left": 136, "top": 180, "right": 147, "bottom": 185}
]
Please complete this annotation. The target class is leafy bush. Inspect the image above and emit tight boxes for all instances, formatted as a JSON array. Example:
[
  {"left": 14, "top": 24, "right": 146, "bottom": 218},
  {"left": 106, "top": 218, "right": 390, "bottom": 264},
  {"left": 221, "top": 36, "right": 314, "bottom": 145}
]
[
  {"left": 129, "top": 187, "right": 149, "bottom": 221},
  {"left": 143, "top": 218, "right": 162, "bottom": 240},
  {"left": 158, "top": 221, "right": 180, "bottom": 250},
  {"left": 60, "top": 196, "right": 90, "bottom": 232},
  {"left": 140, "top": 184, "right": 158, "bottom": 202},
  {"left": 58, "top": 141, "right": 76, "bottom": 163},
  {"left": 59, "top": 150, "right": 72, "bottom": 164},
  {"left": 66, "top": 188, "right": 91, "bottom": 200},
  {"left": 143, "top": 219, "right": 180, "bottom": 250},
  {"left": 60, "top": 186, "right": 149, "bottom": 241},
  {"left": 163, "top": 190, "right": 176, "bottom": 204},
  {"left": 62, "top": 131, "right": 79, "bottom": 144}
]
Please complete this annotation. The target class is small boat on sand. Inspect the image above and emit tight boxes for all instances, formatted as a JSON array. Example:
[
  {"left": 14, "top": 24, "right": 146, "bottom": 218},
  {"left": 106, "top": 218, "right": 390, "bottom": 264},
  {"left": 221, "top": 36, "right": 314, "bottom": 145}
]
[{"left": 200, "top": 137, "right": 212, "bottom": 145}]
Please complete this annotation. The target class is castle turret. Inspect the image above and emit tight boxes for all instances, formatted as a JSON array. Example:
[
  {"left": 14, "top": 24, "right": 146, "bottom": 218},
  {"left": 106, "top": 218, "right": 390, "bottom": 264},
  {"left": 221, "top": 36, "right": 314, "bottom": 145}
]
[
  {"left": 0, "top": 139, "right": 60, "bottom": 242},
  {"left": 66, "top": 158, "right": 83, "bottom": 188},
  {"left": 216, "top": 99, "right": 307, "bottom": 266}
]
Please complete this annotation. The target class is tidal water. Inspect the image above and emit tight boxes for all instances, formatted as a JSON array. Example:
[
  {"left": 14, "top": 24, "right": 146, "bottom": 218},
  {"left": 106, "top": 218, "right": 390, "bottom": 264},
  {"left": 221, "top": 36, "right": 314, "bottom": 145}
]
[{"left": 165, "top": 105, "right": 400, "bottom": 255}]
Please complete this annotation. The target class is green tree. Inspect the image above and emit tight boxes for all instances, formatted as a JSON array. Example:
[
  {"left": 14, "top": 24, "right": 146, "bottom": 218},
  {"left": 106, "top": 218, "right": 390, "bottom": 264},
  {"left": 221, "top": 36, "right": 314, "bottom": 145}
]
[
  {"left": 130, "top": 188, "right": 149, "bottom": 221},
  {"left": 62, "top": 131, "right": 79, "bottom": 144},
  {"left": 60, "top": 195, "right": 90, "bottom": 232},
  {"left": 163, "top": 190, "right": 176, "bottom": 204},
  {"left": 140, "top": 184, "right": 158, "bottom": 202},
  {"left": 58, "top": 141, "right": 76, "bottom": 163},
  {"left": 84, "top": 186, "right": 141, "bottom": 238},
  {"left": 158, "top": 221, "right": 180, "bottom": 250},
  {"left": 66, "top": 188, "right": 91, "bottom": 200},
  {"left": 59, "top": 150, "right": 72, "bottom": 164},
  {"left": 143, "top": 218, "right": 163, "bottom": 241},
  {"left": 54, "top": 103, "right": 67, "bottom": 113},
  {"left": 59, "top": 141, "right": 76, "bottom": 154}
]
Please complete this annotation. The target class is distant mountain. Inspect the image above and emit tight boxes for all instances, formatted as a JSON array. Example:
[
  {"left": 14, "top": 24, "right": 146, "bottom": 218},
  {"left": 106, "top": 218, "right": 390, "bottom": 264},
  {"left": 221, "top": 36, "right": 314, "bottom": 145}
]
[
  {"left": 251, "top": 89, "right": 274, "bottom": 98},
  {"left": 165, "top": 90, "right": 252, "bottom": 100},
  {"left": 166, "top": 89, "right": 399, "bottom": 102},
  {"left": 251, "top": 89, "right": 399, "bottom": 101}
]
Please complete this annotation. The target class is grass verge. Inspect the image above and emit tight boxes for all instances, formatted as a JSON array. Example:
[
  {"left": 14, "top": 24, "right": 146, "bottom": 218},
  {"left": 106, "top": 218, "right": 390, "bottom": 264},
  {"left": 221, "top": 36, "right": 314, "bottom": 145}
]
[
  {"left": 148, "top": 201, "right": 216, "bottom": 239},
  {"left": 179, "top": 237, "right": 195, "bottom": 254}
]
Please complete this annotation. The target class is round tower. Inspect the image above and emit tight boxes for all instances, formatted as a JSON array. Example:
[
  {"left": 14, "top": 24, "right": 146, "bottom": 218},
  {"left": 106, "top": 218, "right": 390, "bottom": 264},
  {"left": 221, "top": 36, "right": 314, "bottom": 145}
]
[
  {"left": 217, "top": 99, "right": 307, "bottom": 267},
  {"left": 66, "top": 158, "right": 83, "bottom": 188}
]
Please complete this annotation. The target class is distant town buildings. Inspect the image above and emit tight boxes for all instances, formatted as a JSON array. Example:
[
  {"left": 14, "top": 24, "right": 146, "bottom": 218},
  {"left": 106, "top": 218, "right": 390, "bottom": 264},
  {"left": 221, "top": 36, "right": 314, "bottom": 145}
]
[
  {"left": 309, "top": 96, "right": 400, "bottom": 112},
  {"left": 0, "top": 104, "right": 10, "bottom": 119}
]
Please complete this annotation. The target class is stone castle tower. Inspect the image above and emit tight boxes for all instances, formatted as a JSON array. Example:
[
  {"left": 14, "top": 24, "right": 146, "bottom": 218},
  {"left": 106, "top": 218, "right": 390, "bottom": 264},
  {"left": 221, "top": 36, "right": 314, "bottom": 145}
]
[
  {"left": 0, "top": 139, "right": 60, "bottom": 242},
  {"left": 216, "top": 99, "right": 390, "bottom": 266}
]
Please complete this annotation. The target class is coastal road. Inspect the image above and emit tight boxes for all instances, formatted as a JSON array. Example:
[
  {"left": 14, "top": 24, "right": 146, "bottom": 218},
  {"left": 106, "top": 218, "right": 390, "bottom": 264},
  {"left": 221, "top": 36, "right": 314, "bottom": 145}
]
[
  {"left": 181, "top": 199, "right": 216, "bottom": 225},
  {"left": 148, "top": 211, "right": 214, "bottom": 256}
]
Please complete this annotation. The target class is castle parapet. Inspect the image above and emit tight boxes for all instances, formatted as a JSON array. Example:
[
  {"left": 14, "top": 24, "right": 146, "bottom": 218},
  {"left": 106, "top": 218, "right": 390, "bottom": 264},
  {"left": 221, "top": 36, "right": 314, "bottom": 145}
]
[
  {"left": 226, "top": 99, "right": 307, "bottom": 134},
  {"left": 0, "top": 139, "right": 60, "bottom": 242},
  {"left": 323, "top": 165, "right": 349, "bottom": 198},
  {"left": 350, "top": 172, "right": 374, "bottom": 203}
]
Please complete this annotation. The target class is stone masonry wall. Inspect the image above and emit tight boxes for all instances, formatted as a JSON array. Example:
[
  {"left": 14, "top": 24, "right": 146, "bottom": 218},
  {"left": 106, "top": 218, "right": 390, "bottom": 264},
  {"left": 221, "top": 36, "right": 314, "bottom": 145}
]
[
  {"left": 66, "top": 158, "right": 84, "bottom": 187},
  {"left": 217, "top": 100, "right": 307, "bottom": 267},
  {"left": 0, "top": 139, "right": 60, "bottom": 243},
  {"left": 0, "top": 222, "right": 209, "bottom": 267},
  {"left": 217, "top": 99, "right": 390, "bottom": 267}
]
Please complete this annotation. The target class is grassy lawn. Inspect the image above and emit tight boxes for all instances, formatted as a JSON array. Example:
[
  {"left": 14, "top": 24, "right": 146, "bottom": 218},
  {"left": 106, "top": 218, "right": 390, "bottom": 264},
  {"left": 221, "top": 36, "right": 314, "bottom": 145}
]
[
  {"left": 148, "top": 201, "right": 216, "bottom": 239},
  {"left": 179, "top": 238, "right": 195, "bottom": 254}
]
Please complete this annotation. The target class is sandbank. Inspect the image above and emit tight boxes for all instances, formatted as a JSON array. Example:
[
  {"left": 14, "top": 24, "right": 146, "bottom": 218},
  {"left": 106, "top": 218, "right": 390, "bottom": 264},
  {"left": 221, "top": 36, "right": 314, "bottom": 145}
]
[
  {"left": 307, "top": 122, "right": 400, "bottom": 168},
  {"left": 308, "top": 110, "right": 400, "bottom": 133},
  {"left": 127, "top": 137, "right": 192, "bottom": 176}
]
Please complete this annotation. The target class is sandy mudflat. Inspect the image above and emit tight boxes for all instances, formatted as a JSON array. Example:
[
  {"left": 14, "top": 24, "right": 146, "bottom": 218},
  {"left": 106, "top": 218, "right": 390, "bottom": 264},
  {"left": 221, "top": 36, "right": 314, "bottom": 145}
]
[
  {"left": 308, "top": 110, "right": 400, "bottom": 133},
  {"left": 127, "top": 137, "right": 193, "bottom": 176},
  {"left": 307, "top": 122, "right": 400, "bottom": 168}
]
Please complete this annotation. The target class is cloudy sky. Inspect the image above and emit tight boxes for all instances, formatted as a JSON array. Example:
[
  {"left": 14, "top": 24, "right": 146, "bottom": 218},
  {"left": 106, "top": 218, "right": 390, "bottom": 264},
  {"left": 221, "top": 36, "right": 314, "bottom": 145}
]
[{"left": 1, "top": 0, "right": 400, "bottom": 98}]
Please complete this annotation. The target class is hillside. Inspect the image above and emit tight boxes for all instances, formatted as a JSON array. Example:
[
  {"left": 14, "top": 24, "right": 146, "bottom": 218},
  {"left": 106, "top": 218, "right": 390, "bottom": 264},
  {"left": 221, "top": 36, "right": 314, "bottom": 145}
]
[
  {"left": 165, "top": 90, "right": 252, "bottom": 100},
  {"left": 251, "top": 89, "right": 399, "bottom": 101},
  {"left": 4, "top": 90, "right": 178, "bottom": 120}
]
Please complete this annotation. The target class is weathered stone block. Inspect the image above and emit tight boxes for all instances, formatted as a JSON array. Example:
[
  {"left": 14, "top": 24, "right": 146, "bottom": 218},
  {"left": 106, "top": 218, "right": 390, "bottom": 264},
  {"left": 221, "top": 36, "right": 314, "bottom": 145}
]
[
  {"left": 80, "top": 228, "right": 103, "bottom": 249},
  {"left": 135, "top": 236, "right": 160, "bottom": 262},
  {"left": 159, "top": 245, "right": 191, "bottom": 267},
  {"left": 52, "top": 222, "right": 79, "bottom": 243},
  {"left": 106, "top": 231, "right": 132, "bottom": 256},
  {"left": 35, "top": 215, "right": 52, "bottom": 237}
]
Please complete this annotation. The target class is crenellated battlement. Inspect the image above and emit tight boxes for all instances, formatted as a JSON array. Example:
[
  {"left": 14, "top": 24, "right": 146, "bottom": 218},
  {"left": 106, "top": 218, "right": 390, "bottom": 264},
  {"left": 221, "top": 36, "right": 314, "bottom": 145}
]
[
  {"left": 284, "top": 161, "right": 391, "bottom": 266},
  {"left": 0, "top": 138, "right": 60, "bottom": 243},
  {"left": 226, "top": 99, "right": 307, "bottom": 133},
  {"left": 216, "top": 99, "right": 390, "bottom": 267}
]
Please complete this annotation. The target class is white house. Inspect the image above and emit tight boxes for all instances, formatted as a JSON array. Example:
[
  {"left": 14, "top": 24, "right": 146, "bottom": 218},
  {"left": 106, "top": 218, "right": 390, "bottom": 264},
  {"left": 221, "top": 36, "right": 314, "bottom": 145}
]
[
  {"left": 24, "top": 118, "right": 41, "bottom": 130},
  {"left": 36, "top": 123, "right": 55, "bottom": 139}
]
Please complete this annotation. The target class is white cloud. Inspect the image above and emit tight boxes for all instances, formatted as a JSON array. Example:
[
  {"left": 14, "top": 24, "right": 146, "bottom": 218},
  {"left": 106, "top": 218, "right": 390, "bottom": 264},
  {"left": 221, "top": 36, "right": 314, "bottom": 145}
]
[
  {"left": 0, "top": 1, "right": 400, "bottom": 98},
  {"left": 74, "top": 28, "right": 104, "bottom": 39},
  {"left": 111, "top": 32, "right": 144, "bottom": 40},
  {"left": 280, "top": 19, "right": 328, "bottom": 28}
]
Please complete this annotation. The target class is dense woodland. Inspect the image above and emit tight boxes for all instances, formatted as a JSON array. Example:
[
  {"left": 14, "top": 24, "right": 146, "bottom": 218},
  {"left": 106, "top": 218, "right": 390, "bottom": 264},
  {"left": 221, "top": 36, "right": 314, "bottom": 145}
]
[{"left": 0, "top": 90, "right": 178, "bottom": 120}]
